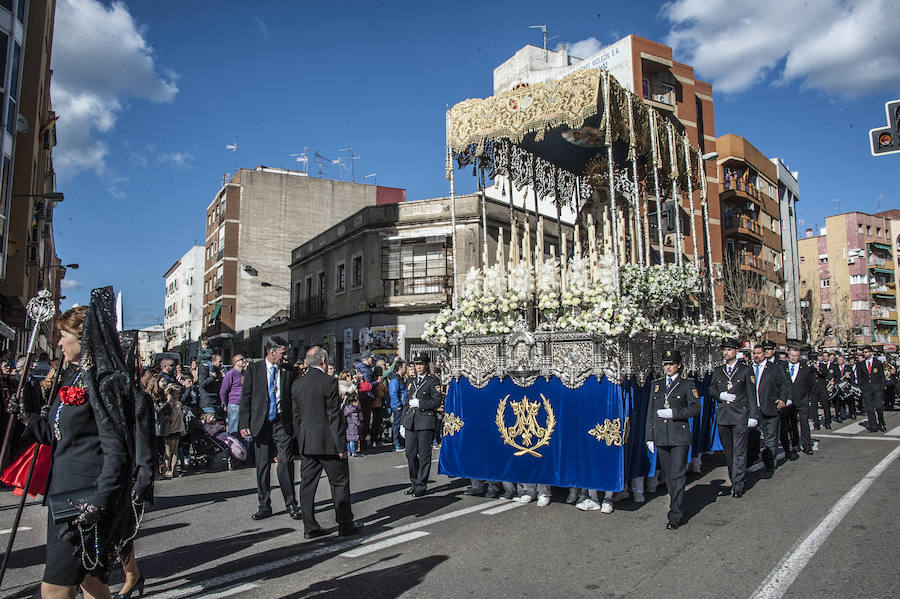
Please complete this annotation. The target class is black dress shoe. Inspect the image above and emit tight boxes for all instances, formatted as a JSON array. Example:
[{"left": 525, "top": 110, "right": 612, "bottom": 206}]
[
  {"left": 288, "top": 505, "right": 302, "bottom": 520},
  {"left": 484, "top": 489, "right": 501, "bottom": 499},
  {"left": 251, "top": 508, "right": 273, "bottom": 520},
  {"left": 824, "top": 423, "right": 832, "bottom": 430},
  {"left": 788, "top": 452, "right": 800, "bottom": 461},
  {"left": 303, "top": 527, "right": 328, "bottom": 540},
  {"left": 802, "top": 447, "right": 813, "bottom": 455},
  {"left": 403, "top": 487, "right": 415, "bottom": 495},
  {"left": 732, "top": 490, "right": 743, "bottom": 498},
  {"left": 338, "top": 521, "right": 363, "bottom": 537},
  {"left": 464, "top": 488, "right": 486, "bottom": 497},
  {"left": 413, "top": 488, "right": 427, "bottom": 498},
  {"left": 666, "top": 522, "right": 679, "bottom": 530}
]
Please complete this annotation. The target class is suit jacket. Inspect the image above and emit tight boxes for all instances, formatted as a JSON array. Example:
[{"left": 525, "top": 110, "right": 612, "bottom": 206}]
[
  {"left": 786, "top": 361, "right": 815, "bottom": 407},
  {"left": 645, "top": 376, "right": 701, "bottom": 446},
  {"left": 751, "top": 360, "right": 789, "bottom": 417},
  {"left": 238, "top": 358, "right": 294, "bottom": 437},
  {"left": 829, "top": 363, "right": 854, "bottom": 385},
  {"left": 856, "top": 358, "right": 886, "bottom": 399},
  {"left": 402, "top": 374, "right": 443, "bottom": 431},
  {"left": 772, "top": 358, "right": 793, "bottom": 403},
  {"left": 708, "top": 362, "right": 757, "bottom": 426},
  {"left": 291, "top": 366, "right": 346, "bottom": 455}
]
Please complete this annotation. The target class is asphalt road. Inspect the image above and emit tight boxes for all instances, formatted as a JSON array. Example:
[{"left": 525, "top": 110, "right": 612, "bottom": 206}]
[{"left": 2, "top": 411, "right": 899, "bottom": 599}]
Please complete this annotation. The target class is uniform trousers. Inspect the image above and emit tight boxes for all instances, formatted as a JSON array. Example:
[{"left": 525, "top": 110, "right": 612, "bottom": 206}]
[
  {"left": 405, "top": 427, "right": 435, "bottom": 492},
  {"left": 299, "top": 454, "right": 352, "bottom": 530},
  {"left": 793, "top": 403, "right": 812, "bottom": 451},
  {"left": 657, "top": 444, "right": 689, "bottom": 525},
  {"left": 778, "top": 406, "right": 797, "bottom": 455},
  {"left": 253, "top": 418, "right": 296, "bottom": 511},
  {"left": 864, "top": 393, "right": 885, "bottom": 431},
  {"left": 717, "top": 423, "right": 749, "bottom": 493},
  {"left": 758, "top": 414, "right": 780, "bottom": 470}
]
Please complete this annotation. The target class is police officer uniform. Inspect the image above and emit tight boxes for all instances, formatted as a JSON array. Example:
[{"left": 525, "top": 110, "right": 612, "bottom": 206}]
[
  {"left": 708, "top": 338, "right": 757, "bottom": 497},
  {"left": 645, "top": 350, "right": 701, "bottom": 529},
  {"left": 403, "top": 354, "right": 443, "bottom": 497}
]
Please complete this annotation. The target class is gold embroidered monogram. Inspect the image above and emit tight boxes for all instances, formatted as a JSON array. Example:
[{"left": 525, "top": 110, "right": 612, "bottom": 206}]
[
  {"left": 442, "top": 413, "right": 464, "bottom": 437},
  {"left": 496, "top": 393, "right": 556, "bottom": 457},
  {"left": 588, "top": 418, "right": 623, "bottom": 447}
]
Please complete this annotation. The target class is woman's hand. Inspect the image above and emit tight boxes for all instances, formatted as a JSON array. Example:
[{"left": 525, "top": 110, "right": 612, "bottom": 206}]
[
  {"left": 69, "top": 500, "right": 104, "bottom": 527},
  {"left": 132, "top": 466, "right": 153, "bottom": 502}
]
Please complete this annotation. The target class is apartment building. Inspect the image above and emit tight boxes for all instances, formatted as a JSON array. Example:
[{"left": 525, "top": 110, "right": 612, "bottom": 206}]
[
  {"left": 163, "top": 245, "right": 204, "bottom": 354},
  {"left": 771, "top": 158, "right": 801, "bottom": 343}
]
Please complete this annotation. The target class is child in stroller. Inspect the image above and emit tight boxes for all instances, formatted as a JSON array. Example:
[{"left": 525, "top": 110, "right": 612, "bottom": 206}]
[{"left": 179, "top": 407, "right": 247, "bottom": 471}]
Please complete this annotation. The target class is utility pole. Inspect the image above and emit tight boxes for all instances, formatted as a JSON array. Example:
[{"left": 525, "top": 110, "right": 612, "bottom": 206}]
[{"left": 832, "top": 198, "right": 841, "bottom": 214}]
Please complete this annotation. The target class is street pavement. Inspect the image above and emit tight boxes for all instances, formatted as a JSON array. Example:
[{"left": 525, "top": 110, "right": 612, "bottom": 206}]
[{"left": 2, "top": 411, "right": 899, "bottom": 598}]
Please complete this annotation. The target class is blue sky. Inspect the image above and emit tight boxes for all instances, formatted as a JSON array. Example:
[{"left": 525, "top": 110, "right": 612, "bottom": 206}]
[{"left": 50, "top": 0, "right": 900, "bottom": 328}]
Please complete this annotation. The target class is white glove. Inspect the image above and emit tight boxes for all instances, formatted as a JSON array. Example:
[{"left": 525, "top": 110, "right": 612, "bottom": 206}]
[
  {"left": 786, "top": 400, "right": 793, "bottom": 407},
  {"left": 747, "top": 418, "right": 758, "bottom": 428},
  {"left": 719, "top": 392, "right": 737, "bottom": 402},
  {"left": 656, "top": 408, "right": 673, "bottom": 419},
  {"left": 399, "top": 425, "right": 406, "bottom": 438},
  {"left": 408, "top": 398, "right": 420, "bottom": 408},
  {"left": 646, "top": 441, "right": 655, "bottom": 453}
]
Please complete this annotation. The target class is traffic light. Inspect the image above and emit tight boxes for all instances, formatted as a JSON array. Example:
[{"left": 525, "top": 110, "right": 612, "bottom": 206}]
[{"left": 869, "top": 99, "right": 900, "bottom": 157}]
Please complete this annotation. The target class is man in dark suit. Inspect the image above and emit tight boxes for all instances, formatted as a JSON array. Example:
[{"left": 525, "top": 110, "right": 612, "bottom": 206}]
[
  {"left": 239, "top": 336, "right": 298, "bottom": 521},
  {"left": 831, "top": 354, "right": 856, "bottom": 419},
  {"left": 645, "top": 350, "right": 701, "bottom": 529},
  {"left": 708, "top": 338, "right": 757, "bottom": 498},
  {"left": 857, "top": 345, "right": 887, "bottom": 433},
  {"left": 751, "top": 345, "right": 789, "bottom": 477},
  {"left": 403, "top": 353, "right": 443, "bottom": 497},
  {"left": 811, "top": 351, "right": 832, "bottom": 429},
  {"left": 292, "top": 346, "right": 361, "bottom": 538},
  {"left": 786, "top": 348, "right": 815, "bottom": 455}
]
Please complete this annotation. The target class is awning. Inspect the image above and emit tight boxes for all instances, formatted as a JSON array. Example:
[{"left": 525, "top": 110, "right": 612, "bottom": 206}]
[
  {"left": 868, "top": 242, "right": 892, "bottom": 251},
  {"left": 208, "top": 301, "right": 222, "bottom": 323},
  {"left": 872, "top": 293, "right": 896, "bottom": 299},
  {"left": 868, "top": 267, "right": 894, "bottom": 274},
  {"left": 873, "top": 319, "right": 897, "bottom": 325}
]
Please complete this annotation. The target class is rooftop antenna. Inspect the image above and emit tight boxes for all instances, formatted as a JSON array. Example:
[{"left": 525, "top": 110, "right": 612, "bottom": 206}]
[
  {"left": 529, "top": 25, "right": 557, "bottom": 61},
  {"left": 339, "top": 146, "right": 360, "bottom": 182},
  {"left": 225, "top": 143, "right": 238, "bottom": 173},
  {"left": 364, "top": 173, "right": 377, "bottom": 186},
  {"left": 832, "top": 198, "right": 841, "bottom": 214},
  {"left": 332, "top": 156, "right": 349, "bottom": 181},
  {"left": 876, "top": 195, "right": 883, "bottom": 211},
  {"left": 313, "top": 151, "right": 332, "bottom": 177},
  {"left": 289, "top": 146, "right": 310, "bottom": 174}
]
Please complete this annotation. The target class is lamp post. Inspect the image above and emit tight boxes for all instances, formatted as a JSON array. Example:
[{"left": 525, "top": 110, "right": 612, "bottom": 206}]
[
  {"left": 260, "top": 281, "right": 289, "bottom": 292},
  {"left": 12, "top": 191, "right": 64, "bottom": 201}
]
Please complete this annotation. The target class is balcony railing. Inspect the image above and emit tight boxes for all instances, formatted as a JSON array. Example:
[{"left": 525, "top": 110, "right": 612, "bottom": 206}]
[
  {"left": 724, "top": 215, "right": 763, "bottom": 237},
  {"left": 871, "top": 306, "right": 896, "bottom": 319},
  {"left": 291, "top": 295, "right": 327, "bottom": 320},
  {"left": 870, "top": 284, "right": 895, "bottom": 294},
  {"left": 868, "top": 255, "right": 889, "bottom": 267},
  {"left": 723, "top": 178, "right": 760, "bottom": 200},
  {"left": 384, "top": 276, "right": 452, "bottom": 297},
  {"left": 643, "top": 84, "right": 674, "bottom": 106},
  {"left": 216, "top": 248, "right": 224, "bottom": 261}
]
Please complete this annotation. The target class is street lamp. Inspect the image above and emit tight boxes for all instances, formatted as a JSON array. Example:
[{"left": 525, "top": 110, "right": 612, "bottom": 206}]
[
  {"left": 260, "top": 281, "right": 289, "bottom": 292},
  {"left": 12, "top": 191, "right": 64, "bottom": 201}
]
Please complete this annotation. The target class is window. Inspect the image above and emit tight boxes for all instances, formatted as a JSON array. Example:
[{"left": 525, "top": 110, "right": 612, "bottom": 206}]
[
  {"left": 822, "top": 303, "right": 831, "bottom": 311},
  {"left": 858, "top": 223, "right": 863, "bottom": 234},
  {"left": 318, "top": 271, "right": 326, "bottom": 299},
  {"left": 6, "top": 43, "right": 20, "bottom": 135},
  {"left": 850, "top": 274, "right": 868, "bottom": 285},
  {"left": 0, "top": 32, "right": 8, "bottom": 89},
  {"left": 352, "top": 254, "right": 363, "bottom": 287},
  {"left": 866, "top": 225, "right": 871, "bottom": 236},
  {"left": 819, "top": 256, "right": 828, "bottom": 264},
  {"left": 16, "top": 0, "right": 23, "bottom": 23},
  {"left": 335, "top": 261, "right": 346, "bottom": 293},
  {"left": 0, "top": 1, "right": 11, "bottom": 13},
  {"left": 382, "top": 237, "right": 450, "bottom": 295},
  {"left": 821, "top": 279, "right": 830, "bottom": 288},
  {"left": 852, "top": 300, "right": 868, "bottom": 310},
  {"left": 695, "top": 96, "right": 705, "bottom": 154},
  {"left": 800, "top": 256, "right": 805, "bottom": 263},
  {"left": 876, "top": 227, "right": 881, "bottom": 238}
]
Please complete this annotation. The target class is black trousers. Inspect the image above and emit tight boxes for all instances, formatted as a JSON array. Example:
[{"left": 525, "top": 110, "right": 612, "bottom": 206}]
[
  {"left": 864, "top": 393, "right": 885, "bottom": 431},
  {"left": 299, "top": 454, "right": 353, "bottom": 531},
  {"left": 812, "top": 383, "right": 831, "bottom": 427},
  {"left": 405, "top": 427, "right": 435, "bottom": 491},
  {"left": 717, "top": 424, "right": 749, "bottom": 493},
  {"left": 253, "top": 419, "right": 296, "bottom": 511},
  {"left": 793, "top": 403, "right": 812, "bottom": 450},
  {"left": 657, "top": 444, "right": 689, "bottom": 525},
  {"left": 778, "top": 406, "right": 797, "bottom": 455},
  {"left": 758, "top": 413, "right": 780, "bottom": 471}
]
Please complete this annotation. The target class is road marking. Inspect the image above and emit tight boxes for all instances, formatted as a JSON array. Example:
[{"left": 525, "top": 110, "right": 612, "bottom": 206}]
[
  {"left": 340, "top": 531, "right": 430, "bottom": 557},
  {"left": 834, "top": 421, "right": 866, "bottom": 434},
  {"left": 481, "top": 501, "right": 526, "bottom": 515},
  {"left": 751, "top": 443, "right": 900, "bottom": 599},
  {"left": 200, "top": 583, "right": 259, "bottom": 598},
  {"left": 812, "top": 433, "right": 900, "bottom": 442},
  {"left": 151, "top": 499, "right": 506, "bottom": 598},
  {"left": 393, "top": 464, "right": 407, "bottom": 469},
  {"left": 885, "top": 424, "right": 900, "bottom": 436},
  {"left": 747, "top": 452, "right": 785, "bottom": 473},
  {"left": 0, "top": 527, "right": 31, "bottom": 535}
]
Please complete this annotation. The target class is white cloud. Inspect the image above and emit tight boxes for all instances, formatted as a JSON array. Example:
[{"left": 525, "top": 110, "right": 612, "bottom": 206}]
[
  {"left": 556, "top": 37, "right": 604, "bottom": 60},
  {"left": 255, "top": 16, "right": 271, "bottom": 39},
  {"left": 51, "top": 0, "right": 178, "bottom": 179},
  {"left": 61, "top": 279, "right": 83, "bottom": 291},
  {"left": 662, "top": 0, "right": 900, "bottom": 97},
  {"left": 158, "top": 152, "right": 194, "bottom": 167}
]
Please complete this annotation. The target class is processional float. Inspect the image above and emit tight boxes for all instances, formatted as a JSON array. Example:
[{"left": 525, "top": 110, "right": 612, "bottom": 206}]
[{"left": 428, "top": 68, "right": 735, "bottom": 491}]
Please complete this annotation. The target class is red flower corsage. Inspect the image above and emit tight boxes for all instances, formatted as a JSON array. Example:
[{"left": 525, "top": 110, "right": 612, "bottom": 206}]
[{"left": 59, "top": 386, "right": 87, "bottom": 406}]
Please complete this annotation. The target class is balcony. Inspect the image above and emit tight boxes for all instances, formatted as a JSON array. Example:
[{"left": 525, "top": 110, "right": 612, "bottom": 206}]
[
  {"left": 724, "top": 215, "right": 764, "bottom": 241},
  {"left": 871, "top": 306, "right": 898, "bottom": 320},
  {"left": 384, "top": 276, "right": 452, "bottom": 298},
  {"left": 642, "top": 83, "right": 675, "bottom": 107},
  {"left": 870, "top": 283, "right": 896, "bottom": 298},
  {"left": 216, "top": 248, "right": 224, "bottom": 262},
  {"left": 868, "top": 255, "right": 890, "bottom": 268},
  {"left": 722, "top": 178, "right": 761, "bottom": 204},
  {"left": 291, "top": 295, "right": 327, "bottom": 322}
]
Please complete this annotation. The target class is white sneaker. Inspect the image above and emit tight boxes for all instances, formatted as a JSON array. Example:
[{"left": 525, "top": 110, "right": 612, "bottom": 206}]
[
  {"left": 536, "top": 495, "right": 551, "bottom": 507},
  {"left": 600, "top": 499, "right": 614, "bottom": 514},
  {"left": 633, "top": 493, "right": 645, "bottom": 504},
  {"left": 576, "top": 498, "right": 601, "bottom": 511},
  {"left": 514, "top": 494, "right": 533, "bottom": 504}
]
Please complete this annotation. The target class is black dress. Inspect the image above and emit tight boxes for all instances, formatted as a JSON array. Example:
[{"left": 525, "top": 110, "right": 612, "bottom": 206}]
[{"left": 26, "top": 365, "right": 130, "bottom": 586}]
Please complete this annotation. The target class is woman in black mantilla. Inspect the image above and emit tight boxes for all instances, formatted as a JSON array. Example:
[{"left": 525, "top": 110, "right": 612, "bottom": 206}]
[{"left": 12, "top": 288, "right": 143, "bottom": 599}]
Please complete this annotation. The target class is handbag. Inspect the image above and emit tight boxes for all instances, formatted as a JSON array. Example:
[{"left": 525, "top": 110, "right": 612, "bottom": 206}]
[{"left": 48, "top": 486, "right": 98, "bottom": 524}]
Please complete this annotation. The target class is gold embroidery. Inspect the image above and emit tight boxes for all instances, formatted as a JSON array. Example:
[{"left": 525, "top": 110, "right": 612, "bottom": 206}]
[
  {"left": 589, "top": 418, "right": 623, "bottom": 447},
  {"left": 496, "top": 393, "right": 556, "bottom": 457},
  {"left": 654, "top": 384, "right": 660, "bottom": 393},
  {"left": 442, "top": 413, "right": 464, "bottom": 437},
  {"left": 692, "top": 388, "right": 699, "bottom": 398}
]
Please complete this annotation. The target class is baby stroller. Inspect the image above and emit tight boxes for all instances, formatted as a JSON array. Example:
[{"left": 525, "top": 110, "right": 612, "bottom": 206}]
[
  {"left": 180, "top": 409, "right": 246, "bottom": 471},
  {"left": 200, "top": 413, "right": 248, "bottom": 470}
]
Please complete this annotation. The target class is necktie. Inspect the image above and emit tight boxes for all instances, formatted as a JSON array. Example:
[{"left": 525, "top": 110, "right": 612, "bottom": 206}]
[
  {"left": 666, "top": 377, "right": 673, "bottom": 392},
  {"left": 790, "top": 364, "right": 795, "bottom": 378},
  {"left": 868, "top": 360, "right": 872, "bottom": 374},
  {"left": 268, "top": 365, "right": 278, "bottom": 421},
  {"left": 726, "top": 364, "right": 732, "bottom": 376},
  {"left": 755, "top": 363, "right": 760, "bottom": 380}
]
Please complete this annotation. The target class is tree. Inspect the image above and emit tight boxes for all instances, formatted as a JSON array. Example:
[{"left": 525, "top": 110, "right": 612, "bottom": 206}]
[
  {"left": 799, "top": 289, "right": 826, "bottom": 348},
  {"left": 721, "top": 252, "right": 787, "bottom": 342}
]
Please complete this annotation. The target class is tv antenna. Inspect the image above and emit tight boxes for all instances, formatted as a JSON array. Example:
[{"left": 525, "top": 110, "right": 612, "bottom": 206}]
[
  {"left": 529, "top": 25, "right": 558, "bottom": 60},
  {"left": 332, "top": 156, "right": 349, "bottom": 181},
  {"left": 339, "top": 147, "right": 360, "bottom": 182},
  {"left": 225, "top": 143, "right": 238, "bottom": 173},
  {"left": 364, "top": 173, "right": 377, "bottom": 186},
  {"left": 289, "top": 147, "right": 310, "bottom": 174},
  {"left": 313, "top": 151, "right": 332, "bottom": 177},
  {"left": 876, "top": 195, "right": 883, "bottom": 211},
  {"left": 832, "top": 198, "right": 841, "bottom": 214}
]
